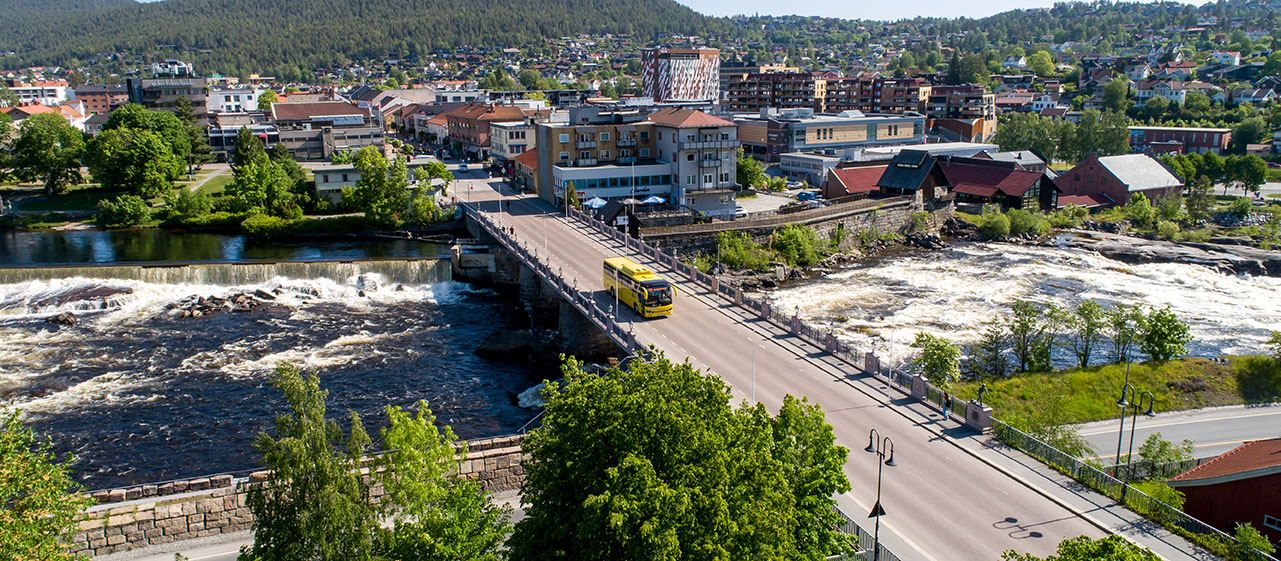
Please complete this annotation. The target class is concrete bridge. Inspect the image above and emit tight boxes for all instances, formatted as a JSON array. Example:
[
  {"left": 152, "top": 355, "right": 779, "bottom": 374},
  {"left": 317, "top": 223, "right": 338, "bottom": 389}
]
[{"left": 460, "top": 178, "right": 1212, "bottom": 561}]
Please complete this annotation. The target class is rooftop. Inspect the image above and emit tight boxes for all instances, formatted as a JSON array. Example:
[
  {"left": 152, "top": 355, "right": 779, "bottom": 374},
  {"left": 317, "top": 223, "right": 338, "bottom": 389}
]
[
  {"left": 271, "top": 101, "right": 368, "bottom": 121},
  {"left": 1170, "top": 438, "right": 1281, "bottom": 487},
  {"left": 646, "top": 107, "right": 732, "bottom": 128},
  {"left": 1096, "top": 154, "right": 1184, "bottom": 191}
]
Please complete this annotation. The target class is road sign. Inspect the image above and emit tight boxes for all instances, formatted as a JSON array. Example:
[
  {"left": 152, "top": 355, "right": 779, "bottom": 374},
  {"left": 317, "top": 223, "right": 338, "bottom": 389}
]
[{"left": 869, "top": 501, "right": 886, "bottom": 518}]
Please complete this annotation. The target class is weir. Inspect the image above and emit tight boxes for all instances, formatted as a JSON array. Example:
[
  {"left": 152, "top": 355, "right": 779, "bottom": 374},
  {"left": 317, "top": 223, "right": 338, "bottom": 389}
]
[{"left": 0, "top": 257, "right": 452, "bottom": 285}]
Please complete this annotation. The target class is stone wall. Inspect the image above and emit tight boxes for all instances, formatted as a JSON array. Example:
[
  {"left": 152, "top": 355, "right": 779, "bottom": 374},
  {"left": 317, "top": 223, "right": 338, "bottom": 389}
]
[
  {"left": 646, "top": 197, "right": 926, "bottom": 257},
  {"left": 71, "top": 434, "right": 526, "bottom": 557}
]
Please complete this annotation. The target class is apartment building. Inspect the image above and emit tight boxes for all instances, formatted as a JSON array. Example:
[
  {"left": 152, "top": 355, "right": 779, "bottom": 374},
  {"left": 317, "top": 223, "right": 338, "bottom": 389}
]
[
  {"left": 640, "top": 48, "right": 720, "bottom": 103},
  {"left": 490, "top": 120, "right": 537, "bottom": 167},
  {"left": 4, "top": 80, "right": 70, "bottom": 106},
  {"left": 725, "top": 72, "right": 824, "bottom": 113},
  {"left": 534, "top": 106, "right": 739, "bottom": 217},
  {"left": 269, "top": 101, "right": 383, "bottom": 161},
  {"left": 733, "top": 108, "right": 926, "bottom": 163},
  {"left": 719, "top": 61, "right": 799, "bottom": 91},
  {"left": 926, "top": 84, "right": 998, "bottom": 142},
  {"left": 73, "top": 84, "right": 127, "bottom": 114},
  {"left": 444, "top": 103, "right": 527, "bottom": 160},
  {"left": 125, "top": 77, "right": 209, "bottom": 122},
  {"left": 207, "top": 86, "right": 263, "bottom": 114},
  {"left": 1128, "top": 125, "right": 1231, "bottom": 155}
]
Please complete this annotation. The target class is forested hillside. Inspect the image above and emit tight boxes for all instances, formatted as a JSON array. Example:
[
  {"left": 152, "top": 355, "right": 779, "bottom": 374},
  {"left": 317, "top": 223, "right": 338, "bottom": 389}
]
[
  {"left": 0, "top": 0, "right": 134, "bottom": 13},
  {"left": 1, "top": 0, "right": 729, "bottom": 75}
]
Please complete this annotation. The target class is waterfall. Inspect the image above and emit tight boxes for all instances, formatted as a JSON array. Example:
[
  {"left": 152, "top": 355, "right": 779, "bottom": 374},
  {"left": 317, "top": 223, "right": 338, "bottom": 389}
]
[{"left": 0, "top": 258, "right": 452, "bottom": 286}]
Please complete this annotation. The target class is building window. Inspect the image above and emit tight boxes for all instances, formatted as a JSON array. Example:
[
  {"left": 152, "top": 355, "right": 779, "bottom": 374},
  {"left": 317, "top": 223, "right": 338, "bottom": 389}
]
[
  {"left": 703, "top": 174, "right": 713, "bottom": 184},
  {"left": 322, "top": 174, "right": 329, "bottom": 183},
  {"left": 342, "top": 174, "right": 349, "bottom": 182},
  {"left": 600, "top": 132, "right": 610, "bottom": 141},
  {"left": 580, "top": 151, "right": 592, "bottom": 160},
  {"left": 1265, "top": 514, "right": 1281, "bottom": 532},
  {"left": 720, "top": 172, "right": 729, "bottom": 182},
  {"left": 559, "top": 133, "right": 569, "bottom": 143},
  {"left": 600, "top": 150, "right": 610, "bottom": 159},
  {"left": 640, "top": 148, "right": 650, "bottom": 157},
  {"left": 657, "top": 132, "right": 663, "bottom": 140},
  {"left": 687, "top": 153, "right": 695, "bottom": 162},
  {"left": 721, "top": 132, "right": 729, "bottom": 140},
  {"left": 559, "top": 152, "right": 569, "bottom": 161},
  {"left": 639, "top": 130, "right": 650, "bottom": 140},
  {"left": 686, "top": 175, "right": 695, "bottom": 185}
]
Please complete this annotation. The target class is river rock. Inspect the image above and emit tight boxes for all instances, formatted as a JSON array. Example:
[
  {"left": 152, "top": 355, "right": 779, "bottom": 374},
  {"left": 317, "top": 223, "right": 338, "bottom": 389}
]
[
  {"left": 905, "top": 232, "right": 946, "bottom": 250},
  {"left": 475, "top": 329, "right": 535, "bottom": 359},
  {"left": 1062, "top": 231, "right": 1279, "bottom": 276},
  {"left": 47, "top": 312, "right": 78, "bottom": 326}
]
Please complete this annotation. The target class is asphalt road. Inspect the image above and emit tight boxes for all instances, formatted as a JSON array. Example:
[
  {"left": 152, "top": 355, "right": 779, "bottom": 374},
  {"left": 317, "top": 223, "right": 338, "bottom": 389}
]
[
  {"left": 466, "top": 179, "right": 1105, "bottom": 560},
  {"left": 1077, "top": 404, "right": 1281, "bottom": 463}
]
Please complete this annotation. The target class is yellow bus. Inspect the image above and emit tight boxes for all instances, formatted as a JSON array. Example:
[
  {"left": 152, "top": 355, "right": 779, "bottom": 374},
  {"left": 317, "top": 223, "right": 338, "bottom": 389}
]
[{"left": 603, "top": 257, "right": 675, "bottom": 318}]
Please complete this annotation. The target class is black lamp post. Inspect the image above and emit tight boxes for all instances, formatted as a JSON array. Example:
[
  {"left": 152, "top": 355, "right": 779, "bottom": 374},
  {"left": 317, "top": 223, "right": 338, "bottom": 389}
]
[
  {"left": 1121, "top": 391, "right": 1156, "bottom": 502},
  {"left": 1114, "top": 382, "right": 1135, "bottom": 478},
  {"left": 865, "top": 429, "right": 896, "bottom": 561}
]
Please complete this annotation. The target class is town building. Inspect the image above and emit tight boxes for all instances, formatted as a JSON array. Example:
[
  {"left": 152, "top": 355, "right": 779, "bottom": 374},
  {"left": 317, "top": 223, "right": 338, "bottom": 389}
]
[
  {"left": 820, "top": 161, "right": 889, "bottom": 200},
  {"left": 313, "top": 159, "right": 446, "bottom": 204},
  {"left": 1055, "top": 153, "right": 1183, "bottom": 208},
  {"left": 780, "top": 152, "right": 841, "bottom": 186},
  {"left": 533, "top": 106, "right": 739, "bottom": 217},
  {"left": 1134, "top": 80, "right": 1187, "bottom": 105},
  {"left": 874, "top": 150, "right": 1054, "bottom": 209},
  {"left": 1128, "top": 126, "right": 1232, "bottom": 155},
  {"left": 640, "top": 48, "right": 719, "bottom": 103},
  {"left": 718, "top": 61, "right": 799, "bottom": 91},
  {"left": 1169, "top": 438, "right": 1281, "bottom": 545},
  {"left": 269, "top": 101, "right": 383, "bottom": 161},
  {"left": 125, "top": 77, "right": 209, "bottom": 122},
  {"left": 725, "top": 72, "right": 823, "bottom": 113},
  {"left": 152, "top": 59, "right": 196, "bottom": 78},
  {"left": 926, "top": 85, "right": 998, "bottom": 142},
  {"left": 490, "top": 120, "right": 537, "bottom": 168},
  {"left": 73, "top": 84, "right": 127, "bottom": 114},
  {"left": 733, "top": 108, "right": 926, "bottom": 163},
  {"left": 4, "top": 80, "right": 70, "bottom": 106},
  {"left": 206, "top": 86, "right": 264, "bottom": 114},
  {"left": 444, "top": 103, "right": 527, "bottom": 160}
]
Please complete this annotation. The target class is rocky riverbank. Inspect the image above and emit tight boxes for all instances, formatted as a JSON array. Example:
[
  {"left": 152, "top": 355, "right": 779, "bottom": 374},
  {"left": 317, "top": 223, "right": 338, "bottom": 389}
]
[
  {"left": 712, "top": 229, "right": 949, "bottom": 290},
  {"left": 1058, "top": 230, "right": 1281, "bottom": 276}
]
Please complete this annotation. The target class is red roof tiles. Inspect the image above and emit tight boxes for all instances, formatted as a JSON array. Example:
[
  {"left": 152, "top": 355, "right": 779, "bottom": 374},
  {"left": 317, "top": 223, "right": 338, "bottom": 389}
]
[
  {"left": 646, "top": 108, "right": 733, "bottom": 128},
  {"left": 1171, "top": 438, "right": 1281, "bottom": 485},
  {"left": 828, "top": 165, "right": 887, "bottom": 194}
]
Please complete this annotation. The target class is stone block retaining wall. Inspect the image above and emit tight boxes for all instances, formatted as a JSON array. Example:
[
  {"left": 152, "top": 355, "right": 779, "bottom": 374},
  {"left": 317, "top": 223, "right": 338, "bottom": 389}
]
[{"left": 71, "top": 434, "right": 526, "bottom": 557}]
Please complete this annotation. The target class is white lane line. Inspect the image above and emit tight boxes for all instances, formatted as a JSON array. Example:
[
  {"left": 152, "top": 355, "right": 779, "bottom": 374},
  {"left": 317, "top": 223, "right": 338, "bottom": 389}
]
[{"left": 1077, "top": 409, "right": 1281, "bottom": 436}]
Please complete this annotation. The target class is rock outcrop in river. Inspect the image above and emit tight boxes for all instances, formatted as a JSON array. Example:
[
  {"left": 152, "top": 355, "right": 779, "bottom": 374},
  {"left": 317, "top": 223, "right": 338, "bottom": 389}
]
[{"left": 1060, "top": 231, "right": 1281, "bottom": 276}]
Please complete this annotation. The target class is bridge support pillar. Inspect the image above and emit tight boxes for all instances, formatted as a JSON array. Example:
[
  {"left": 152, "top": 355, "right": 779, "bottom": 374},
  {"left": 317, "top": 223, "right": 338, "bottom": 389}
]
[
  {"left": 558, "top": 300, "right": 618, "bottom": 358},
  {"left": 964, "top": 400, "right": 993, "bottom": 432},
  {"left": 910, "top": 375, "right": 928, "bottom": 401}
]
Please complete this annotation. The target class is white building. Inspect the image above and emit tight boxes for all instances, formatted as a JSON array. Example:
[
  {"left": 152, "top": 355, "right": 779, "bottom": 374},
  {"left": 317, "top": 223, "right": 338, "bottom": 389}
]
[
  {"left": 6, "top": 81, "right": 70, "bottom": 106},
  {"left": 780, "top": 152, "right": 841, "bottom": 186},
  {"left": 206, "top": 87, "right": 264, "bottom": 113},
  {"left": 490, "top": 120, "right": 536, "bottom": 164}
]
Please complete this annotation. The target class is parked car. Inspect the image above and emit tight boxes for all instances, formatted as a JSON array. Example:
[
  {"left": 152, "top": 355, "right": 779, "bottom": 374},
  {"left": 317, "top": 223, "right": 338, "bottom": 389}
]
[
  {"left": 458, "top": 163, "right": 469, "bottom": 172},
  {"left": 796, "top": 190, "right": 820, "bottom": 202}
]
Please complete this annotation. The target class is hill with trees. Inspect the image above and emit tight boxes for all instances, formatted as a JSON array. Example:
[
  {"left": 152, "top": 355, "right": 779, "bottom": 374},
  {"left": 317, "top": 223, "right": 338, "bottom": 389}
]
[
  {"left": 0, "top": 0, "right": 134, "bottom": 13},
  {"left": 0, "top": 0, "right": 729, "bottom": 75}
]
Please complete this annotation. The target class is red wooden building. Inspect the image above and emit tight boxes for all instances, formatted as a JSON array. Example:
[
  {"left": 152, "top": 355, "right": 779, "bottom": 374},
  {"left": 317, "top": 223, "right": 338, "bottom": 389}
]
[{"left": 1168, "top": 437, "right": 1281, "bottom": 546}]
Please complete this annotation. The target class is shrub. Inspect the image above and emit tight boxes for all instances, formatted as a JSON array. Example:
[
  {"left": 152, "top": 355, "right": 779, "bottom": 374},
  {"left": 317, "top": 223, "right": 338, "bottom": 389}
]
[
  {"left": 241, "top": 213, "right": 293, "bottom": 238},
  {"left": 1156, "top": 220, "right": 1179, "bottom": 240},
  {"left": 1124, "top": 193, "right": 1156, "bottom": 228},
  {"left": 96, "top": 194, "right": 152, "bottom": 227},
  {"left": 909, "top": 212, "right": 931, "bottom": 233},
  {"left": 167, "top": 188, "right": 213, "bottom": 219},
  {"left": 1048, "top": 204, "right": 1088, "bottom": 228},
  {"left": 715, "top": 231, "right": 774, "bottom": 271},
  {"left": 977, "top": 205, "right": 1011, "bottom": 238},
  {"left": 770, "top": 223, "right": 824, "bottom": 268},
  {"left": 1228, "top": 196, "right": 1253, "bottom": 218},
  {"left": 1007, "top": 209, "right": 1050, "bottom": 237}
]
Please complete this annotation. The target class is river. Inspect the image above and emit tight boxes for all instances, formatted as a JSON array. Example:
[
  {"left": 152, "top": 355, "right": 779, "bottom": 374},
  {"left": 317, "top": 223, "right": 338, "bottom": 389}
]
[
  {"left": 769, "top": 241, "right": 1281, "bottom": 368},
  {"left": 0, "top": 232, "right": 545, "bottom": 490}
]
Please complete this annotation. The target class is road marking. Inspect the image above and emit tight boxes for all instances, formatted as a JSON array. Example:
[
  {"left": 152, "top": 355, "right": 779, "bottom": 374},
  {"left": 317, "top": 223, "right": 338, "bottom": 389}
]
[
  {"left": 1086, "top": 439, "right": 1253, "bottom": 461},
  {"left": 841, "top": 492, "right": 944, "bottom": 561},
  {"left": 1078, "top": 409, "right": 1281, "bottom": 436}
]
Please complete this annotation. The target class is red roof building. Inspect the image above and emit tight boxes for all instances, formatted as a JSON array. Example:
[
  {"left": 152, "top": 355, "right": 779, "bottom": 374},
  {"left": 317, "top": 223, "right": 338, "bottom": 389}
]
[
  {"left": 822, "top": 163, "right": 888, "bottom": 200},
  {"left": 1170, "top": 438, "right": 1281, "bottom": 545}
]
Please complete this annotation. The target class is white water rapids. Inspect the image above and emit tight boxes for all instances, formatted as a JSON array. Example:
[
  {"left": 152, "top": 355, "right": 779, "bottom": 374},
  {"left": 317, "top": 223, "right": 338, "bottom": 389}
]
[{"left": 768, "top": 242, "right": 1281, "bottom": 368}]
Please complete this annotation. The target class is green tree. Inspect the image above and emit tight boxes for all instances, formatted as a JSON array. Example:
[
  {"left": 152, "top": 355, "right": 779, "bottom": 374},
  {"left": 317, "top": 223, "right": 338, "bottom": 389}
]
[
  {"left": 1225, "top": 154, "right": 1267, "bottom": 194},
  {"left": 1228, "top": 116, "right": 1269, "bottom": 154},
  {"left": 373, "top": 402, "right": 511, "bottom": 561},
  {"left": 994, "top": 112, "right": 1062, "bottom": 162},
  {"left": 167, "top": 188, "right": 214, "bottom": 219},
  {"left": 175, "top": 96, "right": 213, "bottom": 173},
  {"left": 1007, "top": 300, "right": 1045, "bottom": 373},
  {"left": 978, "top": 204, "right": 1011, "bottom": 238},
  {"left": 104, "top": 103, "right": 191, "bottom": 162},
  {"left": 0, "top": 405, "right": 93, "bottom": 560},
  {"left": 228, "top": 158, "right": 300, "bottom": 218},
  {"left": 1003, "top": 535, "right": 1160, "bottom": 561},
  {"left": 736, "top": 147, "right": 766, "bottom": 189},
  {"left": 1069, "top": 299, "right": 1105, "bottom": 368},
  {"left": 1267, "top": 331, "right": 1281, "bottom": 363},
  {"left": 1139, "top": 306, "right": 1190, "bottom": 362},
  {"left": 97, "top": 193, "right": 153, "bottom": 226},
  {"left": 1102, "top": 79, "right": 1131, "bottom": 114},
  {"left": 1027, "top": 50, "right": 1056, "bottom": 77},
  {"left": 1155, "top": 190, "right": 1185, "bottom": 224},
  {"left": 911, "top": 332, "right": 961, "bottom": 388},
  {"left": 231, "top": 127, "right": 268, "bottom": 172},
  {"left": 968, "top": 321, "right": 1008, "bottom": 378},
  {"left": 1231, "top": 523, "right": 1277, "bottom": 558},
  {"left": 241, "top": 363, "right": 377, "bottom": 561},
  {"left": 1141, "top": 94, "right": 1170, "bottom": 121},
  {"left": 1137, "top": 432, "right": 1193, "bottom": 468},
  {"left": 258, "top": 90, "right": 278, "bottom": 112},
  {"left": 87, "top": 128, "right": 184, "bottom": 197},
  {"left": 1068, "top": 109, "right": 1131, "bottom": 162},
  {"left": 10, "top": 112, "right": 85, "bottom": 195},
  {"left": 1106, "top": 304, "right": 1145, "bottom": 364},
  {"left": 342, "top": 147, "right": 411, "bottom": 225},
  {"left": 517, "top": 69, "right": 542, "bottom": 89},
  {"left": 510, "top": 354, "right": 854, "bottom": 561},
  {"left": 1201, "top": 151, "right": 1226, "bottom": 186},
  {"left": 1123, "top": 192, "right": 1156, "bottom": 228}
]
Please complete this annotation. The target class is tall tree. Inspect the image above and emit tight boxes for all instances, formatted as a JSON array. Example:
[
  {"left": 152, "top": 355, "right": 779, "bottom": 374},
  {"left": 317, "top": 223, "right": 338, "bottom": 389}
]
[
  {"left": 175, "top": 95, "right": 213, "bottom": 174},
  {"left": 1068, "top": 299, "right": 1105, "bottom": 368},
  {"left": 1102, "top": 79, "right": 1130, "bottom": 114},
  {"left": 10, "top": 112, "right": 85, "bottom": 194},
  {"left": 242, "top": 364, "right": 378, "bottom": 561},
  {"left": 258, "top": 90, "right": 279, "bottom": 112},
  {"left": 103, "top": 103, "right": 191, "bottom": 162},
  {"left": 342, "top": 146, "right": 411, "bottom": 224},
  {"left": 231, "top": 127, "right": 267, "bottom": 173},
  {"left": 0, "top": 405, "right": 93, "bottom": 560},
  {"left": 736, "top": 147, "right": 766, "bottom": 189},
  {"left": 1003, "top": 535, "right": 1160, "bottom": 561},
  {"left": 510, "top": 354, "right": 854, "bottom": 561},
  {"left": 87, "top": 127, "right": 184, "bottom": 197}
]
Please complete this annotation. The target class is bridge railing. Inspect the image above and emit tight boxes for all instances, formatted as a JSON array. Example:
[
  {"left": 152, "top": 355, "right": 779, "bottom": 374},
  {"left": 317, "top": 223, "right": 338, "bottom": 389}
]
[{"left": 466, "top": 203, "right": 643, "bottom": 357}]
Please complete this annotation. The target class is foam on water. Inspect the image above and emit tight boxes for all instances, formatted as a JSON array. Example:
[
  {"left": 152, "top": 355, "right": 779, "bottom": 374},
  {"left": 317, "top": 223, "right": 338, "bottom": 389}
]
[{"left": 770, "top": 242, "right": 1281, "bottom": 368}]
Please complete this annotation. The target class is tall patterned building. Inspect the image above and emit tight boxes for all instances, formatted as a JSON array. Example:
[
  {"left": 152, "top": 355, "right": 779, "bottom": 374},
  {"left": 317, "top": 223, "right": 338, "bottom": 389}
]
[{"left": 640, "top": 48, "right": 720, "bottom": 103}]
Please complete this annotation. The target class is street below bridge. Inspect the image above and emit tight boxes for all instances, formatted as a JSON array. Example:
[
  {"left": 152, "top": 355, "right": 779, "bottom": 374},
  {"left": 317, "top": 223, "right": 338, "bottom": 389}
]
[{"left": 461, "top": 176, "right": 1174, "bottom": 561}]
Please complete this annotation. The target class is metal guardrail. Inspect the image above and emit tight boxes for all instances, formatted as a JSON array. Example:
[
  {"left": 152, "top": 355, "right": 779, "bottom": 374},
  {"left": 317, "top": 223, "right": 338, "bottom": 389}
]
[
  {"left": 832, "top": 507, "right": 904, "bottom": 561},
  {"left": 991, "top": 420, "right": 1280, "bottom": 561}
]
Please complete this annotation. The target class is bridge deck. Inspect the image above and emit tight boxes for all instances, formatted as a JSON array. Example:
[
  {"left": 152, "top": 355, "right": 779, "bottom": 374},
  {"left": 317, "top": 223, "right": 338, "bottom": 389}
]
[{"left": 462, "top": 180, "right": 1115, "bottom": 561}]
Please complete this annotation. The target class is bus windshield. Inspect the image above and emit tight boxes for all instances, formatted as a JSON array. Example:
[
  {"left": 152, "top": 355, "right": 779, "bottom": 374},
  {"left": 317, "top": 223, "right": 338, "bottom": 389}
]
[{"left": 642, "top": 282, "right": 672, "bottom": 306}]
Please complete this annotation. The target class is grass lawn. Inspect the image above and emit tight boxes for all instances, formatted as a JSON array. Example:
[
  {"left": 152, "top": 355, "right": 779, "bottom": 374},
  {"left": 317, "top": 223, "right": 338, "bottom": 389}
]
[
  {"left": 955, "top": 210, "right": 980, "bottom": 225},
  {"left": 197, "top": 173, "right": 234, "bottom": 197},
  {"left": 951, "top": 356, "right": 1281, "bottom": 425},
  {"left": 17, "top": 186, "right": 118, "bottom": 212},
  {"left": 1267, "top": 168, "right": 1281, "bottom": 183}
]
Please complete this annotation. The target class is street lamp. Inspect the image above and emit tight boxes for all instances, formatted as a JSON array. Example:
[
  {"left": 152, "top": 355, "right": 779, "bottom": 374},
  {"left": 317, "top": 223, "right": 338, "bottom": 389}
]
[
  {"left": 865, "top": 429, "right": 896, "bottom": 561},
  {"left": 1114, "top": 381, "right": 1135, "bottom": 478},
  {"left": 1121, "top": 391, "right": 1156, "bottom": 502}
]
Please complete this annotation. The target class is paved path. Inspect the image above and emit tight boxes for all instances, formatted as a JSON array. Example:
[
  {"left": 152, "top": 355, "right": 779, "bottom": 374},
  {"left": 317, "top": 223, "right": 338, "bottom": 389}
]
[
  {"left": 1078, "top": 404, "right": 1281, "bottom": 462},
  {"left": 461, "top": 179, "right": 1213, "bottom": 560}
]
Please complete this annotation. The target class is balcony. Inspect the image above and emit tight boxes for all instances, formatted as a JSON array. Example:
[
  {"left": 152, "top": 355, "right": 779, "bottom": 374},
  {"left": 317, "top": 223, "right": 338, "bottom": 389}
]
[
  {"left": 577, "top": 141, "right": 597, "bottom": 148},
  {"left": 699, "top": 160, "right": 723, "bottom": 169},
  {"left": 616, "top": 138, "right": 637, "bottom": 147},
  {"left": 617, "top": 156, "right": 637, "bottom": 164},
  {"left": 575, "top": 158, "right": 598, "bottom": 167},
  {"left": 679, "top": 140, "right": 739, "bottom": 150}
]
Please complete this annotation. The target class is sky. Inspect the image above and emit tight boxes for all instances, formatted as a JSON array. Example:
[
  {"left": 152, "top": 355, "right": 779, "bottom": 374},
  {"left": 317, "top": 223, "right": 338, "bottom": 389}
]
[{"left": 676, "top": 0, "right": 1205, "bottom": 22}]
